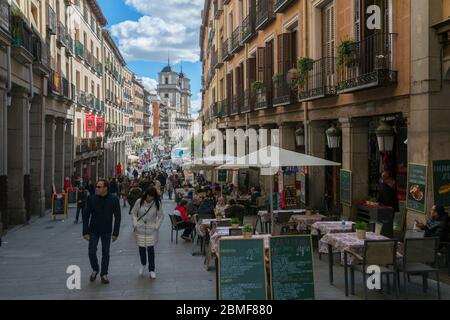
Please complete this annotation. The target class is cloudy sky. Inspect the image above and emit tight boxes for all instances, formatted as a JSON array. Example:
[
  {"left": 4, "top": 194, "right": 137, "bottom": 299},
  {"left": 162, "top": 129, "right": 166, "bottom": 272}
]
[{"left": 98, "top": 0, "right": 203, "bottom": 118}]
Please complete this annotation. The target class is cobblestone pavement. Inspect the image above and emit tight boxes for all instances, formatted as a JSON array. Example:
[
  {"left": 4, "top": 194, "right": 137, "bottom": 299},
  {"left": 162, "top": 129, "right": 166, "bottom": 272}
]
[{"left": 0, "top": 199, "right": 449, "bottom": 300}]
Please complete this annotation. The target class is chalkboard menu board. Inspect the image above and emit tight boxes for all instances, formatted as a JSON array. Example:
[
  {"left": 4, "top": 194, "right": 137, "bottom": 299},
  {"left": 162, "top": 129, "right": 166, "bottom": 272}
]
[
  {"left": 269, "top": 236, "right": 315, "bottom": 300},
  {"left": 218, "top": 239, "right": 267, "bottom": 300},
  {"left": 340, "top": 170, "right": 352, "bottom": 206},
  {"left": 407, "top": 163, "right": 428, "bottom": 213},
  {"left": 52, "top": 193, "right": 67, "bottom": 218},
  {"left": 218, "top": 170, "right": 227, "bottom": 182},
  {"left": 67, "top": 191, "right": 77, "bottom": 204},
  {"left": 432, "top": 160, "right": 450, "bottom": 208}
]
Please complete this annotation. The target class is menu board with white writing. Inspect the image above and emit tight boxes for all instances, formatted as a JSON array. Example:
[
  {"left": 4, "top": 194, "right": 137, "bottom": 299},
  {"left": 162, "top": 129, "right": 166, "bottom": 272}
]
[
  {"left": 218, "top": 239, "right": 267, "bottom": 300},
  {"left": 269, "top": 236, "right": 315, "bottom": 300}
]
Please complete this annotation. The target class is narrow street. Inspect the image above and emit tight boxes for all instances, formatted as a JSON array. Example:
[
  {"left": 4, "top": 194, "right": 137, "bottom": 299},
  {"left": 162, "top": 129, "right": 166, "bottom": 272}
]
[{"left": 0, "top": 200, "right": 215, "bottom": 300}]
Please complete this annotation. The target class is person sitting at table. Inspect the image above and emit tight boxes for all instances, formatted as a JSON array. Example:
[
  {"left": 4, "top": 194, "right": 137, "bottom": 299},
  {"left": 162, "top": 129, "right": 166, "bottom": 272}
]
[
  {"left": 186, "top": 195, "right": 202, "bottom": 217},
  {"left": 224, "top": 199, "right": 245, "bottom": 225},
  {"left": 415, "top": 205, "right": 449, "bottom": 244},
  {"left": 229, "top": 185, "right": 239, "bottom": 200},
  {"left": 173, "top": 200, "right": 195, "bottom": 242},
  {"left": 197, "top": 192, "right": 217, "bottom": 218},
  {"left": 216, "top": 197, "right": 227, "bottom": 218}
]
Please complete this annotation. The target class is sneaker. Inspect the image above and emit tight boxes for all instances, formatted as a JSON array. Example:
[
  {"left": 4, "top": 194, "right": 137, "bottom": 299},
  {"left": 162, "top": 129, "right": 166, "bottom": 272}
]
[
  {"left": 89, "top": 271, "right": 98, "bottom": 282},
  {"left": 150, "top": 271, "right": 156, "bottom": 279},
  {"left": 139, "top": 266, "right": 145, "bottom": 276},
  {"left": 181, "top": 235, "right": 191, "bottom": 242},
  {"left": 101, "top": 275, "right": 110, "bottom": 284}
]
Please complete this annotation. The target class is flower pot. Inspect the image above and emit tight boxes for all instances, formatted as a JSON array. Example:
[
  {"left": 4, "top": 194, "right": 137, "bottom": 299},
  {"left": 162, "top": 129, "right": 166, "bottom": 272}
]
[
  {"left": 215, "top": 215, "right": 222, "bottom": 221},
  {"left": 231, "top": 224, "right": 239, "bottom": 229},
  {"left": 243, "top": 232, "right": 253, "bottom": 239},
  {"left": 306, "top": 210, "right": 312, "bottom": 216},
  {"left": 356, "top": 229, "right": 366, "bottom": 240}
]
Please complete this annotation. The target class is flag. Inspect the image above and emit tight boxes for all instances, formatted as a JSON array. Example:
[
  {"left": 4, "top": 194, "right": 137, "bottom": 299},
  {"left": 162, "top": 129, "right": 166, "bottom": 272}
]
[
  {"left": 96, "top": 116, "right": 105, "bottom": 132},
  {"left": 86, "top": 114, "right": 95, "bottom": 132}
]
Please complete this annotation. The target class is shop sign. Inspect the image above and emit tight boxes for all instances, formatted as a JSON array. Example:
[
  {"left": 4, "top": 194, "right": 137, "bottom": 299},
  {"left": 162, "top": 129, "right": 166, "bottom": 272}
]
[
  {"left": 432, "top": 160, "right": 450, "bottom": 208},
  {"left": 85, "top": 114, "right": 95, "bottom": 132},
  {"left": 407, "top": 163, "right": 428, "bottom": 213}
]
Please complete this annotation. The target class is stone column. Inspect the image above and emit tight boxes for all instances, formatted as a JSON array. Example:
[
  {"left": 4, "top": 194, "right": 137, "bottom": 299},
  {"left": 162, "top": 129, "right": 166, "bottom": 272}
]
[
  {"left": 278, "top": 123, "right": 296, "bottom": 151},
  {"left": 408, "top": 0, "right": 450, "bottom": 227},
  {"left": 44, "top": 115, "right": 56, "bottom": 208},
  {"left": 64, "top": 120, "right": 74, "bottom": 181},
  {"left": 7, "top": 88, "right": 28, "bottom": 225},
  {"left": 307, "top": 121, "right": 328, "bottom": 210},
  {"left": 54, "top": 117, "right": 66, "bottom": 193},
  {"left": 0, "top": 85, "right": 8, "bottom": 231},
  {"left": 29, "top": 96, "right": 45, "bottom": 216},
  {"left": 340, "top": 118, "right": 369, "bottom": 220}
]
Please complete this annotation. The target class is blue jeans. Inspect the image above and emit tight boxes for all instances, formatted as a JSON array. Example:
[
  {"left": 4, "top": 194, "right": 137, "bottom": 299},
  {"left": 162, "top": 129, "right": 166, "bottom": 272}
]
[
  {"left": 88, "top": 233, "right": 112, "bottom": 276},
  {"left": 168, "top": 190, "right": 173, "bottom": 200}
]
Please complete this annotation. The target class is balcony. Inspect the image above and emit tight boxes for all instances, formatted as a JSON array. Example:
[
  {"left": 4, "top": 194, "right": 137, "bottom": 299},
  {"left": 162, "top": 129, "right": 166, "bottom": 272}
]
[
  {"left": 213, "top": 48, "right": 222, "bottom": 69},
  {"left": 47, "top": 6, "right": 57, "bottom": 35},
  {"left": 298, "top": 57, "right": 337, "bottom": 102},
  {"left": 337, "top": 33, "right": 397, "bottom": 94},
  {"left": 69, "top": 83, "right": 76, "bottom": 102},
  {"left": 241, "top": 90, "right": 254, "bottom": 113},
  {"left": 256, "top": 0, "right": 275, "bottom": 31},
  {"left": 57, "top": 22, "right": 66, "bottom": 47},
  {"left": 253, "top": 82, "right": 271, "bottom": 110},
  {"left": 75, "top": 40, "right": 84, "bottom": 59},
  {"left": 273, "top": 73, "right": 297, "bottom": 106},
  {"left": 10, "top": 14, "right": 33, "bottom": 64},
  {"left": 61, "top": 77, "right": 70, "bottom": 99},
  {"left": 78, "top": 91, "right": 87, "bottom": 107},
  {"left": 242, "top": 12, "right": 256, "bottom": 44},
  {"left": 231, "top": 26, "right": 243, "bottom": 54},
  {"left": 32, "top": 34, "right": 50, "bottom": 76},
  {"left": 85, "top": 50, "right": 94, "bottom": 67},
  {"left": 48, "top": 69, "right": 62, "bottom": 96},
  {"left": 231, "top": 94, "right": 243, "bottom": 115},
  {"left": 66, "top": 34, "right": 74, "bottom": 56},
  {"left": 222, "top": 38, "right": 232, "bottom": 62},
  {"left": 75, "top": 138, "right": 102, "bottom": 155},
  {"left": 214, "top": 1, "right": 223, "bottom": 19},
  {"left": 274, "top": 0, "right": 295, "bottom": 13},
  {"left": 0, "top": 0, "right": 11, "bottom": 46}
]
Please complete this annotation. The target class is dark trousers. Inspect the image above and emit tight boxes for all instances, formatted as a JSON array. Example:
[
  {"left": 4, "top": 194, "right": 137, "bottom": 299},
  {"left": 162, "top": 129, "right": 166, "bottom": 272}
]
[
  {"left": 76, "top": 203, "right": 85, "bottom": 221},
  {"left": 178, "top": 222, "right": 194, "bottom": 237},
  {"left": 139, "top": 246, "right": 155, "bottom": 272},
  {"left": 88, "top": 233, "right": 112, "bottom": 276}
]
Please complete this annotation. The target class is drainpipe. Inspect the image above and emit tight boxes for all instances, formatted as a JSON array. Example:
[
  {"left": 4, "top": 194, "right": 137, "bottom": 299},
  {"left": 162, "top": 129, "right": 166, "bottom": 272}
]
[
  {"left": 302, "top": 0, "right": 309, "bottom": 155},
  {"left": 6, "top": 46, "right": 11, "bottom": 107}
]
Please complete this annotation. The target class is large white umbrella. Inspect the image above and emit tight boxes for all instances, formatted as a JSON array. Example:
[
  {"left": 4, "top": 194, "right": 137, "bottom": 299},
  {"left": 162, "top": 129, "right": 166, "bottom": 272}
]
[
  {"left": 186, "top": 154, "right": 237, "bottom": 171},
  {"left": 218, "top": 146, "right": 341, "bottom": 233}
]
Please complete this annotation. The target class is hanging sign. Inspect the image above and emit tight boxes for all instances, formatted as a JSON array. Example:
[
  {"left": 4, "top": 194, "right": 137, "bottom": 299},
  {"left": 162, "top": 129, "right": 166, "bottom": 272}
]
[
  {"left": 85, "top": 114, "right": 95, "bottom": 132},
  {"left": 407, "top": 163, "right": 428, "bottom": 213},
  {"left": 96, "top": 116, "right": 105, "bottom": 132},
  {"left": 432, "top": 160, "right": 450, "bottom": 208}
]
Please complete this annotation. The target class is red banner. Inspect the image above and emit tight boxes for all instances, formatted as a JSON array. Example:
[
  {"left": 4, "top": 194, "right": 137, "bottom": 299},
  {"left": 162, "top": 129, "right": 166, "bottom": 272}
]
[
  {"left": 86, "top": 114, "right": 95, "bottom": 132},
  {"left": 96, "top": 116, "right": 105, "bottom": 132}
]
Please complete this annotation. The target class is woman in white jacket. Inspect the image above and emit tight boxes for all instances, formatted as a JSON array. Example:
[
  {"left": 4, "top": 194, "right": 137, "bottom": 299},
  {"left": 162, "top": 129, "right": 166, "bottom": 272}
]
[{"left": 131, "top": 186, "right": 164, "bottom": 279}]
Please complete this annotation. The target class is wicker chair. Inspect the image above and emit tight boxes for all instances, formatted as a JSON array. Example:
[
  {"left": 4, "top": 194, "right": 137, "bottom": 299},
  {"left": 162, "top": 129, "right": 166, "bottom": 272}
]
[
  {"left": 397, "top": 237, "right": 441, "bottom": 299},
  {"left": 344, "top": 240, "right": 399, "bottom": 300}
]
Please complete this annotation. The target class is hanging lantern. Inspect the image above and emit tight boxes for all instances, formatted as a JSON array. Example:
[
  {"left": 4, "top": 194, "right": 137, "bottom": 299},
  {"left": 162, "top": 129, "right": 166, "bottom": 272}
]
[
  {"left": 375, "top": 120, "right": 395, "bottom": 152},
  {"left": 91, "top": 159, "right": 96, "bottom": 166},
  {"left": 295, "top": 126, "right": 305, "bottom": 146},
  {"left": 83, "top": 163, "right": 87, "bottom": 169},
  {"left": 326, "top": 124, "right": 341, "bottom": 149}
]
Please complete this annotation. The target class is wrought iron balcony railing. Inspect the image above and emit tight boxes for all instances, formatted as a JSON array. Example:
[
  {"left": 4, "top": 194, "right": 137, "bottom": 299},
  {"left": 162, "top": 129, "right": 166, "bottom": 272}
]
[
  {"left": 61, "top": 77, "right": 69, "bottom": 99},
  {"left": 32, "top": 33, "right": 48, "bottom": 66},
  {"left": 273, "top": 73, "right": 297, "bottom": 106},
  {"left": 231, "top": 94, "right": 243, "bottom": 115},
  {"left": 256, "top": 0, "right": 275, "bottom": 31},
  {"left": 222, "top": 98, "right": 229, "bottom": 117},
  {"left": 11, "top": 14, "right": 33, "bottom": 55},
  {"left": 241, "top": 90, "right": 254, "bottom": 113},
  {"left": 337, "top": 33, "right": 397, "bottom": 94},
  {"left": 242, "top": 12, "right": 256, "bottom": 43},
  {"left": 231, "top": 26, "right": 243, "bottom": 53},
  {"left": 222, "top": 38, "right": 232, "bottom": 62},
  {"left": 66, "top": 34, "right": 74, "bottom": 56},
  {"left": 274, "top": 0, "right": 295, "bottom": 13},
  {"left": 57, "top": 22, "right": 66, "bottom": 47},
  {"left": 298, "top": 57, "right": 337, "bottom": 102},
  {"left": 75, "top": 40, "right": 84, "bottom": 59},
  {"left": 253, "top": 83, "right": 272, "bottom": 110}
]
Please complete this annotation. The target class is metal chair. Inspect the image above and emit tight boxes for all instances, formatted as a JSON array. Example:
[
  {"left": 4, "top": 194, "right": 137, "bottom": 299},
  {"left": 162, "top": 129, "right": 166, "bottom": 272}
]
[
  {"left": 344, "top": 240, "right": 399, "bottom": 300},
  {"left": 169, "top": 214, "right": 187, "bottom": 244},
  {"left": 397, "top": 237, "right": 441, "bottom": 299}
]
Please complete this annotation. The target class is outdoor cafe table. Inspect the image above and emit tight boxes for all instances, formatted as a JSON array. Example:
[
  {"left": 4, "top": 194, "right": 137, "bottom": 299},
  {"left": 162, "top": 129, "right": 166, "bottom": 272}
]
[
  {"left": 319, "top": 232, "right": 389, "bottom": 284},
  {"left": 289, "top": 214, "right": 325, "bottom": 232},
  {"left": 311, "top": 221, "right": 355, "bottom": 236}
]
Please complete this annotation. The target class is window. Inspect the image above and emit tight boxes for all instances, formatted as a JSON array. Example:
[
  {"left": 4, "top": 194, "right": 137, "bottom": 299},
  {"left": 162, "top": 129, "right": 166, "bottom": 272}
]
[{"left": 165, "top": 77, "right": 169, "bottom": 84}]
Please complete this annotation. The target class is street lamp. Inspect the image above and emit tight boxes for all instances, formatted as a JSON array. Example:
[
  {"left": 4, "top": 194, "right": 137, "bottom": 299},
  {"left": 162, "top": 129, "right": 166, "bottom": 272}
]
[
  {"left": 295, "top": 125, "right": 305, "bottom": 146},
  {"left": 326, "top": 123, "right": 341, "bottom": 149},
  {"left": 375, "top": 120, "right": 395, "bottom": 152}
]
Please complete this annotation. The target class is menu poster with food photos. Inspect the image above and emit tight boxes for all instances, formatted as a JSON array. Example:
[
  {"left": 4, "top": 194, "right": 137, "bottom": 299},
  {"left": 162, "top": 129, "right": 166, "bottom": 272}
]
[
  {"left": 432, "top": 160, "right": 450, "bottom": 208},
  {"left": 407, "top": 163, "right": 428, "bottom": 213}
]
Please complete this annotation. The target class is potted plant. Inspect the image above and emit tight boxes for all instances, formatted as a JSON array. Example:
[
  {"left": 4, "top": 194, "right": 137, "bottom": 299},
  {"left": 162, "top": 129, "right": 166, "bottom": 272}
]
[
  {"left": 272, "top": 73, "right": 284, "bottom": 83},
  {"left": 230, "top": 218, "right": 240, "bottom": 229},
  {"left": 355, "top": 221, "right": 368, "bottom": 240},
  {"left": 295, "top": 57, "right": 314, "bottom": 87},
  {"left": 215, "top": 208, "right": 222, "bottom": 221},
  {"left": 337, "top": 38, "right": 358, "bottom": 68},
  {"left": 251, "top": 80, "right": 263, "bottom": 93},
  {"left": 243, "top": 224, "right": 253, "bottom": 239},
  {"left": 305, "top": 207, "right": 313, "bottom": 216}
]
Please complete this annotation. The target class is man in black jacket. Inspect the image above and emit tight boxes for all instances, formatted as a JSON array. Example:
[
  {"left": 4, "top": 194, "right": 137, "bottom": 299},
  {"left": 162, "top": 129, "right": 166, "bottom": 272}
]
[{"left": 83, "top": 179, "right": 121, "bottom": 284}]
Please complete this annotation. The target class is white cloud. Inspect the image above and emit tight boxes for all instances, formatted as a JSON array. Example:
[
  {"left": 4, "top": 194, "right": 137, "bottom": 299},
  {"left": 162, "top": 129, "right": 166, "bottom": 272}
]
[
  {"left": 191, "top": 92, "right": 202, "bottom": 118},
  {"left": 139, "top": 77, "right": 158, "bottom": 93},
  {"left": 111, "top": 0, "right": 203, "bottom": 63}
]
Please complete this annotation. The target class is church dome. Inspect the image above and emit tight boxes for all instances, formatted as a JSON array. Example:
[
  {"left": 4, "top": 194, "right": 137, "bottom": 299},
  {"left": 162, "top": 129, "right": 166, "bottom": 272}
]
[{"left": 161, "top": 65, "right": 172, "bottom": 73}]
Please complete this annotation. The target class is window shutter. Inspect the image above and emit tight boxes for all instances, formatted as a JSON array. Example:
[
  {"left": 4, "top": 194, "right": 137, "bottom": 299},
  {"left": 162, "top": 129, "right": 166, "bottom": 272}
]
[
  {"left": 282, "top": 33, "right": 292, "bottom": 73},
  {"left": 265, "top": 40, "right": 274, "bottom": 94},
  {"left": 257, "top": 47, "right": 265, "bottom": 82},
  {"left": 277, "top": 34, "right": 283, "bottom": 74},
  {"left": 247, "top": 57, "right": 256, "bottom": 89},
  {"left": 354, "top": 0, "right": 361, "bottom": 42}
]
